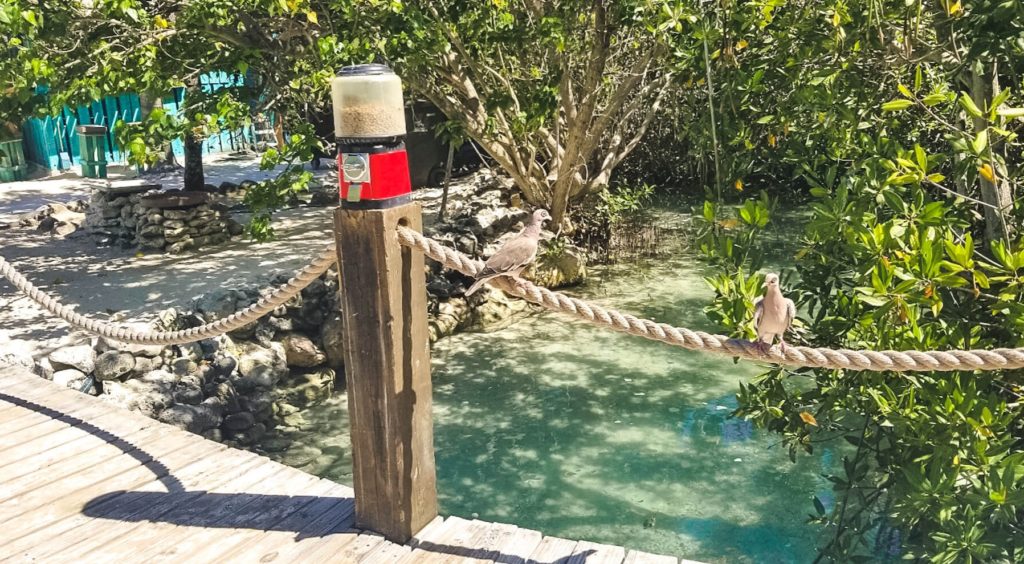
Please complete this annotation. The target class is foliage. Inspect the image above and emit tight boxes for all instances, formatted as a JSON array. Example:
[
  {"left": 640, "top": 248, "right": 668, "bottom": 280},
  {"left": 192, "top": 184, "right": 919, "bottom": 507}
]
[
  {"left": 358, "top": 0, "right": 695, "bottom": 226},
  {"left": 684, "top": 0, "right": 1024, "bottom": 561},
  {"left": 245, "top": 123, "right": 320, "bottom": 241}
]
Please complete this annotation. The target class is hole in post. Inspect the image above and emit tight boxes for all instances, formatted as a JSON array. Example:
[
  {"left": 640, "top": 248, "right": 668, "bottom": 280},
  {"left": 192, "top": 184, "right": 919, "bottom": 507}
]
[{"left": 397, "top": 217, "right": 410, "bottom": 227}]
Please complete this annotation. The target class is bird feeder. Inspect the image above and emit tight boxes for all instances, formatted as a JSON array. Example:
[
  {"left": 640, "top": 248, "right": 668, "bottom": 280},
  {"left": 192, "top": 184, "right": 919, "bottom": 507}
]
[
  {"left": 77, "top": 124, "right": 109, "bottom": 178},
  {"left": 331, "top": 64, "right": 411, "bottom": 208}
]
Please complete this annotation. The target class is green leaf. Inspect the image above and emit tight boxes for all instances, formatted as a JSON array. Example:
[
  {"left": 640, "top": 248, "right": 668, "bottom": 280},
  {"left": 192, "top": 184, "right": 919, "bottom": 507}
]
[
  {"left": 996, "top": 107, "right": 1024, "bottom": 119},
  {"left": 755, "top": 115, "right": 775, "bottom": 124},
  {"left": 922, "top": 93, "right": 946, "bottom": 106},
  {"left": 898, "top": 84, "right": 913, "bottom": 98},
  {"left": 882, "top": 99, "right": 914, "bottom": 112},
  {"left": 972, "top": 130, "right": 988, "bottom": 154},
  {"left": 958, "top": 93, "right": 984, "bottom": 119}
]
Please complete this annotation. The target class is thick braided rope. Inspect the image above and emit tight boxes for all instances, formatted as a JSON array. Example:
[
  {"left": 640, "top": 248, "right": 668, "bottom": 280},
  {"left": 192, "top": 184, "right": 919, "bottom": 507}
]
[
  {"left": 0, "top": 245, "right": 337, "bottom": 345},
  {"left": 396, "top": 226, "right": 1024, "bottom": 372}
]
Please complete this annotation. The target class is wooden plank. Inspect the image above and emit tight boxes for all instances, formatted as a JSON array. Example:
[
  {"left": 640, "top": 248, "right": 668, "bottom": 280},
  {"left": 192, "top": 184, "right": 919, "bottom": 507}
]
[
  {"left": 292, "top": 531, "right": 386, "bottom": 564},
  {"left": 70, "top": 458, "right": 292, "bottom": 562},
  {"left": 462, "top": 520, "right": 522, "bottom": 562},
  {"left": 359, "top": 538, "right": 414, "bottom": 563},
  {"left": 567, "top": 541, "right": 627, "bottom": 564},
  {"left": 0, "top": 435, "right": 223, "bottom": 544},
  {"left": 497, "top": 526, "right": 545, "bottom": 564},
  {"left": 0, "top": 421, "right": 167, "bottom": 505},
  {"left": 137, "top": 466, "right": 324, "bottom": 561},
  {"left": 0, "top": 401, "right": 110, "bottom": 447},
  {"left": 151, "top": 478, "right": 345, "bottom": 563},
  {"left": 624, "top": 550, "right": 678, "bottom": 564},
  {"left": 400, "top": 515, "right": 483, "bottom": 563},
  {"left": 0, "top": 408, "right": 146, "bottom": 479},
  {"left": 216, "top": 484, "right": 356, "bottom": 563},
  {"left": 3, "top": 445, "right": 253, "bottom": 561},
  {"left": 335, "top": 203, "right": 437, "bottom": 543},
  {"left": 31, "top": 451, "right": 268, "bottom": 561},
  {"left": 527, "top": 536, "right": 579, "bottom": 564}
]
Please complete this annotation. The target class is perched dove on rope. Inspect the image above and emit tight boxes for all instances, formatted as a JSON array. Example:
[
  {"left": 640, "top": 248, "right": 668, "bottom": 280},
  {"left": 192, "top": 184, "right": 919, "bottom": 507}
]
[
  {"left": 465, "top": 208, "right": 552, "bottom": 296},
  {"left": 753, "top": 272, "right": 796, "bottom": 353}
]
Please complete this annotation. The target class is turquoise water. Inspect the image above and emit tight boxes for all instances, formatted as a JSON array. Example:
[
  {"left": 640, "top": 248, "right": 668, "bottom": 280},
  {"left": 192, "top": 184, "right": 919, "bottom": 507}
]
[{"left": 286, "top": 209, "right": 835, "bottom": 562}]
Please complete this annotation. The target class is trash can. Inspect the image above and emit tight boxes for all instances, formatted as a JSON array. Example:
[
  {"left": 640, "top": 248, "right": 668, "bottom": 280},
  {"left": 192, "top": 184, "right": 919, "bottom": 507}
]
[
  {"left": 0, "top": 138, "right": 27, "bottom": 182},
  {"left": 77, "top": 124, "right": 108, "bottom": 178}
]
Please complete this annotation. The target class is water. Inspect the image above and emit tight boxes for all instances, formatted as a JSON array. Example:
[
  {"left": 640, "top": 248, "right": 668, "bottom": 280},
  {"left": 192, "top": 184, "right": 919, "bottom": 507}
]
[{"left": 286, "top": 207, "right": 836, "bottom": 562}]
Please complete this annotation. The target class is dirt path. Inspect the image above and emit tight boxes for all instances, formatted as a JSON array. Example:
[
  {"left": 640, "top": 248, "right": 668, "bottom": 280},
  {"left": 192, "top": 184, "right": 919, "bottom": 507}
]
[{"left": 0, "top": 155, "right": 481, "bottom": 358}]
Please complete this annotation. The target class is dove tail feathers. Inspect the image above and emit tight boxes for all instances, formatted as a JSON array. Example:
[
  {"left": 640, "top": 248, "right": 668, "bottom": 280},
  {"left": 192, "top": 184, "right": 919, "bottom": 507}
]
[{"left": 465, "top": 277, "right": 488, "bottom": 296}]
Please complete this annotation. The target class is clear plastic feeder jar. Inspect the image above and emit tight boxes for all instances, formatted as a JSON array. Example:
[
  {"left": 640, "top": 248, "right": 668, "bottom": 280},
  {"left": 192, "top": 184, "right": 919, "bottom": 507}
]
[{"left": 331, "top": 64, "right": 406, "bottom": 140}]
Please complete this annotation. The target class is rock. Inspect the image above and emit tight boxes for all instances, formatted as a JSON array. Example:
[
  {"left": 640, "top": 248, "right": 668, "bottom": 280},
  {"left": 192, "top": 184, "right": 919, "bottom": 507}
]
[
  {"left": 203, "top": 428, "right": 223, "bottom": 442},
  {"left": 49, "top": 345, "right": 96, "bottom": 373},
  {"left": 529, "top": 245, "right": 587, "bottom": 288},
  {"left": 468, "top": 289, "right": 531, "bottom": 331},
  {"left": 278, "top": 445, "right": 322, "bottom": 467},
  {"left": 178, "top": 342, "right": 204, "bottom": 361},
  {"left": 138, "top": 224, "right": 164, "bottom": 236},
  {"left": 52, "top": 369, "right": 89, "bottom": 390},
  {"left": 0, "top": 338, "right": 34, "bottom": 369},
  {"left": 260, "top": 435, "right": 294, "bottom": 453},
  {"left": 219, "top": 181, "right": 239, "bottom": 193},
  {"left": 166, "top": 239, "right": 193, "bottom": 254},
  {"left": 101, "top": 378, "right": 174, "bottom": 417},
  {"left": 199, "top": 338, "right": 220, "bottom": 357},
  {"left": 320, "top": 314, "right": 345, "bottom": 370},
  {"left": 211, "top": 354, "right": 238, "bottom": 377},
  {"left": 236, "top": 342, "right": 288, "bottom": 389},
  {"left": 173, "top": 386, "right": 204, "bottom": 405},
  {"left": 224, "top": 411, "right": 256, "bottom": 431},
  {"left": 267, "top": 316, "right": 293, "bottom": 332},
  {"left": 93, "top": 351, "right": 135, "bottom": 381},
  {"left": 158, "top": 404, "right": 221, "bottom": 434},
  {"left": 280, "top": 333, "right": 326, "bottom": 367},
  {"left": 171, "top": 357, "right": 197, "bottom": 376},
  {"left": 232, "top": 422, "right": 267, "bottom": 445},
  {"left": 131, "top": 356, "right": 162, "bottom": 376},
  {"left": 139, "top": 236, "right": 165, "bottom": 250},
  {"left": 279, "top": 368, "right": 335, "bottom": 408},
  {"left": 34, "top": 357, "right": 55, "bottom": 379},
  {"left": 52, "top": 222, "right": 78, "bottom": 237},
  {"left": 226, "top": 219, "right": 245, "bottom": 236},
  {"left": 195, "top": 289, "right": 242, "bottom": 322},
  {"left": 98, "top": 332, "right": 165, "bottom": 357}
]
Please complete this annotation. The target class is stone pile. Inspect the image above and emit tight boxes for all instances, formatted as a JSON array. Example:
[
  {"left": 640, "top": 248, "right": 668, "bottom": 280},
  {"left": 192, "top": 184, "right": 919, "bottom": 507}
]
[
  {"left": 134, "top": 200, "right": 243, "bottom": 254},
  {"left": 0, "top": 200, "right": 88, "bottom": 236},
  {"left": 85, "top": 185, "right": 243, "bottom": 253}
]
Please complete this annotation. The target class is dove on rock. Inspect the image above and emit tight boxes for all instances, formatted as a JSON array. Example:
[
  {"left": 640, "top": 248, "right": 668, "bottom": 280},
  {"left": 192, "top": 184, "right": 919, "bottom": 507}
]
[
  {"left": 465, "top": 208, "right": 552, "bottom": 296},
  {"left": 753, "top": 272, "right": 796, "bottom": 353}
]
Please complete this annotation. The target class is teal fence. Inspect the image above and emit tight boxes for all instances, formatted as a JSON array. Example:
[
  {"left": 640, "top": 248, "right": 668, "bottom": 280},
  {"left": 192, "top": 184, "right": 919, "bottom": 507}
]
[{"left": 18, "top": 71, "right": 259, "bottom": 172}]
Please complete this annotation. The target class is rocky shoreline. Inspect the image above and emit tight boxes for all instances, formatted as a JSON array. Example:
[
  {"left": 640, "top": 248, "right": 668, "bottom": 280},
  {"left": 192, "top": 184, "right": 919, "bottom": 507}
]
[{"left": 1, "top": 170, "right": 587, "bottom": 473}]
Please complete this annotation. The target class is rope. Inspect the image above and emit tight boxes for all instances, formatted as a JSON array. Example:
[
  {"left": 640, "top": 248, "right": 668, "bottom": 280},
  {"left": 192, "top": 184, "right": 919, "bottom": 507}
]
[
  {"left": 0, "top": 245, "right": 337, "bottom": 345},
  {"left": 395, "top": 226, "right": 1024, "bottom": 373}
]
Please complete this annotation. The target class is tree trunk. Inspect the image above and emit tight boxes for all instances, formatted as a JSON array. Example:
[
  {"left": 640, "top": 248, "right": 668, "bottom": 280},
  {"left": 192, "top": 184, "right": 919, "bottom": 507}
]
[
  {"left": 182, "top": 79, "right": 205, "bottom": 190},
  {"left": 969, "top": 65, "right": 1013, "bottom": 244},
  {"left": 437, "top": 142, "right": 455, "bottom": 222},
  {"left": 183, "top": 130, "right": 205, "bottom": 190}
]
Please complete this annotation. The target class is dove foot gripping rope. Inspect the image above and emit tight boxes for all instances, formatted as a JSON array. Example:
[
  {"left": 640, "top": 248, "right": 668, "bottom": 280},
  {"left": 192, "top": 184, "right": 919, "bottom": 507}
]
[{"left": 331, "top": 64, "right": 412, "bottom": 209}]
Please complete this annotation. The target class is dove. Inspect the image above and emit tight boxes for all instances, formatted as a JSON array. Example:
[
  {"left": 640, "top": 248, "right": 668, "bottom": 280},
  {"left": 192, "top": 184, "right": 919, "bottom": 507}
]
[
  {"left": 465, "top": 208, "right": 552, "bottom": 296},
  {"left": 753, "top": 272, "right": 796, "bottom": 353}
]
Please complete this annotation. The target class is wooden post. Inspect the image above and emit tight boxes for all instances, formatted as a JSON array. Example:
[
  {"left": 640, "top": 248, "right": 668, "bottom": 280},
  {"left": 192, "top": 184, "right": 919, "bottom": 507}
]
[{"left": 333, "top": 202, "right": 438, "bottom": 543}]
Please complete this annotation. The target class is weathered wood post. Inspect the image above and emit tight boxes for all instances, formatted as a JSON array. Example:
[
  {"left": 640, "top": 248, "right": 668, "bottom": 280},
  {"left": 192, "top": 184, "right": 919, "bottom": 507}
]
[{"left": 331, "top": 64, "right": 437, "bottom": 544}]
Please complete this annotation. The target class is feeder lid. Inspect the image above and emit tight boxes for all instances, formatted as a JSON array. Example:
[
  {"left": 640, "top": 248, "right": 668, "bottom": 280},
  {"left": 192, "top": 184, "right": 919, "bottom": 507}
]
[{"left": 338, "top": 64, "right": 394, "bottom": 76}]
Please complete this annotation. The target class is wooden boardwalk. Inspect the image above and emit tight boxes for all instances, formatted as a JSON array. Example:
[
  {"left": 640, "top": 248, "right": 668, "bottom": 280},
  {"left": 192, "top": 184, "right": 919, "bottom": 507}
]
[{"left": 0, "top": 367, "right": 691, "bottom": 563}]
